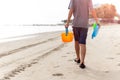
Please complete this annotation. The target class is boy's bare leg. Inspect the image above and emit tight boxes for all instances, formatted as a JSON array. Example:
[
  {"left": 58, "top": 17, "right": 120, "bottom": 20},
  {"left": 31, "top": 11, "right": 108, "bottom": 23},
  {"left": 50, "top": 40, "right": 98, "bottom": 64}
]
[
  {"left": 75, "top": 41, "right": 80, "bottom": 60},
  {"left": 80, "top": 44, "right": 86, "bottom": 64}
]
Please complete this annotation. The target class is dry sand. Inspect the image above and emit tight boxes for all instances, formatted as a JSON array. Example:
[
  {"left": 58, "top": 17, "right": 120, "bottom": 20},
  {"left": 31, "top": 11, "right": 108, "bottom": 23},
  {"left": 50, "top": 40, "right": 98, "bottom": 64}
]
[{"left": 0, "top": 24, "right": 120, "bottom": 80}]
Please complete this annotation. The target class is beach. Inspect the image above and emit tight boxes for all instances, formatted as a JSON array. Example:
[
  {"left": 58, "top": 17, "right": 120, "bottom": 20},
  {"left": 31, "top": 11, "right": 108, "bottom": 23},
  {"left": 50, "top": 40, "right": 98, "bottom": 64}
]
[{"left": 0, "top": 24, "right": 120, "bottom": 80}]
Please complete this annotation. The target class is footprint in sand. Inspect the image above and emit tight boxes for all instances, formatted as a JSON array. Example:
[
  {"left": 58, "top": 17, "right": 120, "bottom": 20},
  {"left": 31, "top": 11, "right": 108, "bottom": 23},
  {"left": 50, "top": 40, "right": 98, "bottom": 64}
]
[
  {"left": 52, "top": 73, "right": 64, "bottom": 76},
  {"left": 54, "top": 65, "right": 60, "bottom": 68},
  {"left": 117, "top": 53, "right": 120, "bottom": 55},
  {"left": 114, "top": 45, "right": 118, "bottom": 47},
  {"left": 3, "top": 73, "right": 14, "bottom": 80},
  {"left": 26, "top": 64, "right": 32, "bottom": 68},
  {"left": 11, "top": 70, "right": 18, "bottom": 75},
  {"left": 1, "top": 62, "right": 38, "bottom": 80},
  {"left": 17, "top": 66, "right": 26, "bottom": 71},
  {"left": 31, "top": 61, "right": 38, "bottom": 64},
  {"left": 66, "top": 52, "right": 70, "bottom": 54},
  {"left": 104, "top": 70, "right": 109, "bottom": 73},
  {"left": 117, "top": 63, "right": 120, "bottom": 66},
  {"left": 62, "top": 56, "right": 67, "bottom": 57},
  {"left": 3, "top": 76, "right": 10, "bottom": 80},
  {"left": 107, "top": 57, "right": 114, "bottom": 60},
  {"left": 68, "top": 59, "right": 73, "bottom": 62},
  {"left": 8, "top": 73, "right": 15, "bottom": 77}
]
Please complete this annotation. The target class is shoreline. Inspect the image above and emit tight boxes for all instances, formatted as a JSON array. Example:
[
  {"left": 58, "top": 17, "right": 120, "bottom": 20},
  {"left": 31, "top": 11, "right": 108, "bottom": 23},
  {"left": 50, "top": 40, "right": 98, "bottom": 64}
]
[
  {"left": 0, "top": 23, "right": 119, "bottom": 42},
  {"left": 0, "top": 31, "right": 63, "bottom": 43}
]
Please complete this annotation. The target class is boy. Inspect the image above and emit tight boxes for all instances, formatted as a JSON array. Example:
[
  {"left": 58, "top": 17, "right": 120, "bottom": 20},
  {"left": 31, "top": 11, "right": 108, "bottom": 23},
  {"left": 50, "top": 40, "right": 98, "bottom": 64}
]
[{"left": 65, "top": 0, "right": 99, "bottom": 69}]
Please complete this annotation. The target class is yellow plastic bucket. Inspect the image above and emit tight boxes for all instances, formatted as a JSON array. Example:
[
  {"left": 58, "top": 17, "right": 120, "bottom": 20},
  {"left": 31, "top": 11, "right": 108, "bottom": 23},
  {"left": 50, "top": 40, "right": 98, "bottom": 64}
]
[{"left": 61, "top": 28, "right": 73, "bottom": 42}]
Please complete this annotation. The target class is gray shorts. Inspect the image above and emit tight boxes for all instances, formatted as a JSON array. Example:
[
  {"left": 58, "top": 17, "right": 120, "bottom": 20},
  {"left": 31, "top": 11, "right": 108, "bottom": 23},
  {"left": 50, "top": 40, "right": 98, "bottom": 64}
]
[{"left": 73, "top": 27, "right": 88, "bottom": 44}]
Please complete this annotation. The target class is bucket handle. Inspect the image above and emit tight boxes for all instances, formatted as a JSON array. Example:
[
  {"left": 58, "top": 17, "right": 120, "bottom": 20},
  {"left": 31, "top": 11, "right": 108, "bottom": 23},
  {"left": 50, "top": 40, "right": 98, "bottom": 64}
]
[{"left": 65, "top": 27, "right": 68, "bottom": 36}]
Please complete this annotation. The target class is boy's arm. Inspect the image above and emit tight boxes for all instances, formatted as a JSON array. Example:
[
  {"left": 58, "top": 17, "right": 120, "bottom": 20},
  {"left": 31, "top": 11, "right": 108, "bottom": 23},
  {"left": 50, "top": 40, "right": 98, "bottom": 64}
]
[
  {"left": 89, "top": 0, "right": 100, "bottom": 25},
  {"left": 91, "top": 9, "right": 98, "bottom": 23},
  {"left": 65, "top": 8, "right": 73, "bottom": 28},
  {"left": 90, "top": 9, "right": 101, "bottom": 27}
]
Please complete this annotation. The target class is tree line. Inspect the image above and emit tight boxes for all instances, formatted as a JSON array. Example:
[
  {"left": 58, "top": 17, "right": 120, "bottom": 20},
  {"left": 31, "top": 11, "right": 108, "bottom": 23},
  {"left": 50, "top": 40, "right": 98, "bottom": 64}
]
[{"left": 90, "top": 4, "right": 119, "bottom": 19}]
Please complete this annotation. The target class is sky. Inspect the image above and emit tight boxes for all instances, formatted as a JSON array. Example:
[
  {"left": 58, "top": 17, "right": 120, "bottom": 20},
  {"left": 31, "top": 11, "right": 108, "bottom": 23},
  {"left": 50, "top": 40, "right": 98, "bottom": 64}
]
[{"left": 0, "top": 0, "right": 120, "bottom": 25}]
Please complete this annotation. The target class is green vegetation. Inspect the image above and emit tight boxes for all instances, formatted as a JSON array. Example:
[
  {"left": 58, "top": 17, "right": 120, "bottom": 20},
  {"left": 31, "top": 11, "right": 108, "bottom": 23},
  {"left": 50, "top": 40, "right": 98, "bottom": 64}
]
[{"left": 90, "top": 4, "right": 117, "bottom": 18}]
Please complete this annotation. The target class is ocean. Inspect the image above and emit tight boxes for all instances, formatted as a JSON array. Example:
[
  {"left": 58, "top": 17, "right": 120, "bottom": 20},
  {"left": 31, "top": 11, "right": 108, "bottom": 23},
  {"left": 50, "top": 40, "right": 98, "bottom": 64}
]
[{"left": 0, "top": 25, "right": 73, "bottom": 43}]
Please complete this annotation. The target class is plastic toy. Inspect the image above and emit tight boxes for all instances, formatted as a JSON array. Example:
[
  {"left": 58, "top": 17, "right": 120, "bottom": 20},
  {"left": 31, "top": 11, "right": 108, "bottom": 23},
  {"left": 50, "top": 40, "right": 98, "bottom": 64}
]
[{"left": 92, "top": 23, "right": 100, "bottom": 39}]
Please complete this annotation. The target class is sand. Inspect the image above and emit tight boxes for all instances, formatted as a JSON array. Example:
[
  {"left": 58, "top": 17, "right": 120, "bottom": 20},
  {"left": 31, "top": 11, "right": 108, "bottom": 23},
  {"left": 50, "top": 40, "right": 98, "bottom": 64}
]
[{"left": 0, "top": 24, "right": 120, "bottom": 80}]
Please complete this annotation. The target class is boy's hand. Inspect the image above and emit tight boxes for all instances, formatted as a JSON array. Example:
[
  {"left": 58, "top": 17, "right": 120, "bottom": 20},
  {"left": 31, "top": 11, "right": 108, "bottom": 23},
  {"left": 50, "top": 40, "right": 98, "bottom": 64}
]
[
  {"left": 96, "top": 21, "right": 101, "bottom": 28},
  {"left": 97, "top": 21, "right": 101, "bottom": 27},
  {"left": 65, "top": 23, "right": 69, "bottom": 28}
]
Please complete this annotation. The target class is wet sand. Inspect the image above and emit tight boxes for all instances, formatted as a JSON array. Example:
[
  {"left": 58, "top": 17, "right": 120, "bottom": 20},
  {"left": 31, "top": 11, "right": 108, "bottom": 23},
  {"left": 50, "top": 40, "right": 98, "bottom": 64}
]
[{"left": 0, "top": 24, "right": 120, "bottom": 80}]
